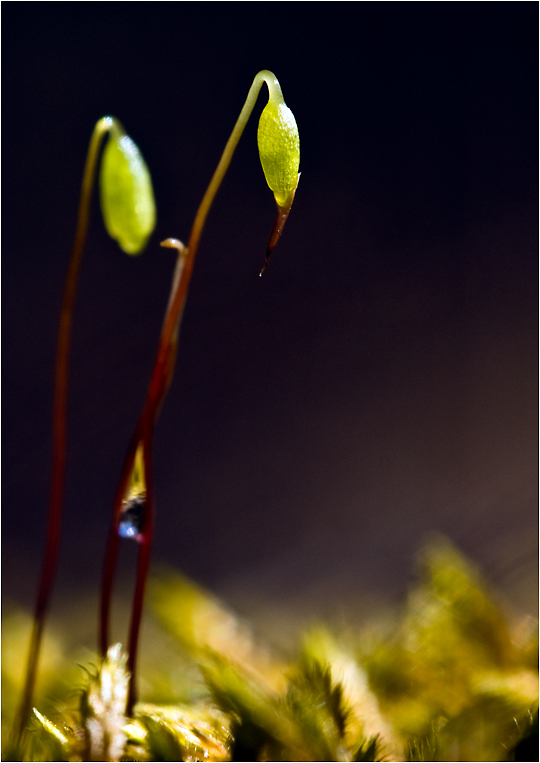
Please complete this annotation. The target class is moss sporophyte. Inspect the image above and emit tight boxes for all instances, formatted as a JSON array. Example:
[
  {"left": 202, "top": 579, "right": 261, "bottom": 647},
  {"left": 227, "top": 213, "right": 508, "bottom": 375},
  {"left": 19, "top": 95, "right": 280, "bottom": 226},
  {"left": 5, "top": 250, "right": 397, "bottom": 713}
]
[
  {"left": 6, "top": 71, "right": 538, "bottom": 763},
  {"left": 11, "top": 71, "right": 300, "bottom": 749}
]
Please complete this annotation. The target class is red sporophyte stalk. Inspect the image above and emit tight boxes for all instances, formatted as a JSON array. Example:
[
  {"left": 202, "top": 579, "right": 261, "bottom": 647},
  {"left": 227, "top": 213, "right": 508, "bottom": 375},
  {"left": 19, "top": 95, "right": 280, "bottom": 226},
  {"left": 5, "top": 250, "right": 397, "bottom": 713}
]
[
  {"left": 11, "top": 118, "right": 114, "bottom": 749},
  {"left": 100, "top": 69, "right": 300, "bottom": 713},
  {"left": 12, "top": 114, "right": 156, "bottom": 750}
]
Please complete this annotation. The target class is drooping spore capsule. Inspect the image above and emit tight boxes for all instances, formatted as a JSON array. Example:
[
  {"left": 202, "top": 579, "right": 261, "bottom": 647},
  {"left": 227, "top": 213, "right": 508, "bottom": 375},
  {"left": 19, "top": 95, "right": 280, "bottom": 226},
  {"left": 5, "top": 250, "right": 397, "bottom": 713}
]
[
  {"left": 257, "top": 101, "right": 300, "bottom": 208},
  {"left": 99, "top": 131, "right": 156, "bottom": 255},
  {"left": 257, "top": 91, "right": 300, "bottom": 272}
]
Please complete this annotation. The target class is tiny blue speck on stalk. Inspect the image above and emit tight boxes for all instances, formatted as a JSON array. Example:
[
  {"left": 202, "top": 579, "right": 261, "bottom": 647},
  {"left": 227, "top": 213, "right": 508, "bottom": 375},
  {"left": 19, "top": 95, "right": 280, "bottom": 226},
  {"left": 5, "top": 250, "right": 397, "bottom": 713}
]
[{"left": 118, "top": 495, "right": 145, "bottom": 541}]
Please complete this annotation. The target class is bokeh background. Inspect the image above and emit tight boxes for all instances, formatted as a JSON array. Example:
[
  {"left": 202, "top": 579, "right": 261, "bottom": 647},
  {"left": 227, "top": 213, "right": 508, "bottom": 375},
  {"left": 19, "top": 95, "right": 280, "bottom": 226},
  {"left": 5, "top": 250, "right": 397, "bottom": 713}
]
[{"left": 3, "top": 4, "right": 538, "bottom": 642}]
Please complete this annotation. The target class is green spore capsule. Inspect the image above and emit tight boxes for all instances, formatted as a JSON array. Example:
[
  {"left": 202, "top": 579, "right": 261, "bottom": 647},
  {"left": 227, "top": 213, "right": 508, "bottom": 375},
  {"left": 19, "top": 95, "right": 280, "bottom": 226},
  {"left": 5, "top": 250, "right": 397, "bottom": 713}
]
[
  {"left": 99, "top": 130, "right": 156, "bottom": 255},
  {"left": 257, "top": 101, "right": 300, "bottom": 208}
]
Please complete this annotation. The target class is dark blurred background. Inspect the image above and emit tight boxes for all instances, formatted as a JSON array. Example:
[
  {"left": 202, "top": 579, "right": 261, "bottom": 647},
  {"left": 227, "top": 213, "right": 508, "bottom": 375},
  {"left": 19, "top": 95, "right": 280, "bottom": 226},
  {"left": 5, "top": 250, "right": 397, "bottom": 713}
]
[{"left": 3, "top": 4, "right": 538, "bottom": 636}]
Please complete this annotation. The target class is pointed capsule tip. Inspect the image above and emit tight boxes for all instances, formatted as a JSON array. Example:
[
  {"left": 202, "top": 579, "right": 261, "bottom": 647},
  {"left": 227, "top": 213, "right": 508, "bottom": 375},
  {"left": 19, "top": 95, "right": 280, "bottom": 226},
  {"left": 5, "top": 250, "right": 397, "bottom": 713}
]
[
  {"left": 260, "top": 248, "right": 273, "bottom": 276},
  {"left": 262, "top": 194, "right": 295, "bottom": 275}
]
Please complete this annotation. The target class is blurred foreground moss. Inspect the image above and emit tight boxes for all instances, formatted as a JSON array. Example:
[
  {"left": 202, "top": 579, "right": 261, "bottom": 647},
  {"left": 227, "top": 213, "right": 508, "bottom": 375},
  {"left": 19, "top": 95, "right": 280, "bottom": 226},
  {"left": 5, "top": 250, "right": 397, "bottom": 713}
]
[{"left": 3, "top": 539, "right": 537, "bottom": 761}]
